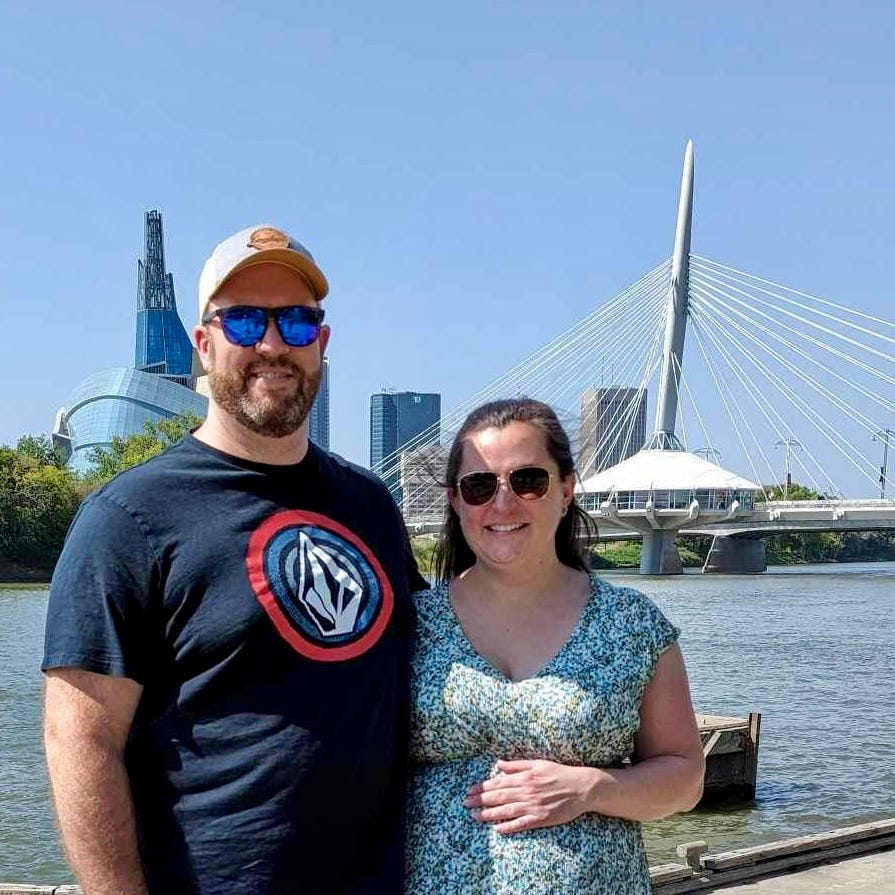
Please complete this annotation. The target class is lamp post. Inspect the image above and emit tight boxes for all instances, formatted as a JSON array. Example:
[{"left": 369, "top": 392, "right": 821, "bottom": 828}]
[
  {"left": 774, "top": 437, "right": 802, "bottom": 500},
  {"left": 873, "top": 428, "right": 894, "bottom": 499}
]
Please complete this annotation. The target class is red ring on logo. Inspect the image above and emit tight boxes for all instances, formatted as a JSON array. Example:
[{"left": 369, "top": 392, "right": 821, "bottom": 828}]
[{"left": 247, "top": 510, "right": 394, "bottom": 662}]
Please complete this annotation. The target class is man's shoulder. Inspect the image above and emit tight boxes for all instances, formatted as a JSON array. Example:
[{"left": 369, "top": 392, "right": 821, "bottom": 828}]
[
  {"left": 316, "top": 447, "right": 393, "bottom": 500},
  {"left": 85, "top": 438, "right": 202, "bottom": 516},
  {"left": 95, "top": 437, "right": 195, "bottom": 489}
]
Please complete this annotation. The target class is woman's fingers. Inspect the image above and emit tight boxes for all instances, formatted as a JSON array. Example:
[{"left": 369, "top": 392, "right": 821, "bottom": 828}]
[{"left": 472, "top": 801, "right": 530, "bottom": 824}]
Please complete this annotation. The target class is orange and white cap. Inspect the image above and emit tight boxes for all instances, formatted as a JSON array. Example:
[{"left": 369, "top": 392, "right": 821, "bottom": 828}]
[{"left": 198, "top": 225, "right": 329, "bottom": 319}]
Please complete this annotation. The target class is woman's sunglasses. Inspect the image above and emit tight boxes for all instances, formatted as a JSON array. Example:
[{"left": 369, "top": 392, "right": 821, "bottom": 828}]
[
  {"left": 202, "top": 305, "right": 325, "bottom": 348},
  {"left": 456, "top": 466, "right": 552, "bottom": 506}
]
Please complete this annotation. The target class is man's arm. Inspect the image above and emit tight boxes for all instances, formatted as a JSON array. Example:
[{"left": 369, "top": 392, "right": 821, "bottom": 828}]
[{"left": 44, "top": 668, "right": 147, "bottom": 895}]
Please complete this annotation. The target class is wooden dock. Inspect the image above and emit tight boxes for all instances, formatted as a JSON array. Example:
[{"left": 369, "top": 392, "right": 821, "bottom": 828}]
[
  {"left": 6, "top": 818, "right": 895, "bottom": 895},
  {"left": 650, "top": 818, "right": 895, "bottom": 893},
  {"left": 696, "top": 711, "right": 760, "bottom": 805}
]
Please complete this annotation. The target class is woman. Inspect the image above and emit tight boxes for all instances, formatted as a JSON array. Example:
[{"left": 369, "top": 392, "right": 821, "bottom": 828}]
[{"left": 406, "top": 398, "right": 705, "bottom": 894}]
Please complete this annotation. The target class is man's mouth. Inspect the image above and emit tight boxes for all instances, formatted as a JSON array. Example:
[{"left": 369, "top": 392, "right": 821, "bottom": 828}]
[{"left": 250, "top": 370, "right": 294, "bottom": 379}]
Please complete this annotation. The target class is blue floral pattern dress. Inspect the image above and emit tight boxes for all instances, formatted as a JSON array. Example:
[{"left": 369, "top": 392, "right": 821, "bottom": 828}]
[{"left": 406, "top": 575, "right": 679, "bottom": 894}]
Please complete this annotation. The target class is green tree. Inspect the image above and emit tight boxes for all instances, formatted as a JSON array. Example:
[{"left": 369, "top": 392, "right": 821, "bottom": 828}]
[
  {"left": 16, "top": 433, "right": 64, "bottom": 468},
  {"left": 86, "top": 413, "right": 203, "bottom": 483},
  {"left": 0, "top": 442, "right": 81, "bottom": 571},
  {"left": 757, "top": 482, "right": 820, "bottom": 502}
]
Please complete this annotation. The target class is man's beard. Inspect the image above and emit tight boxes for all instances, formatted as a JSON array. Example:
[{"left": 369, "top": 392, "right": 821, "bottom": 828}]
[{"left": 207, "top": 357, "right": 321, "bottom": 438}]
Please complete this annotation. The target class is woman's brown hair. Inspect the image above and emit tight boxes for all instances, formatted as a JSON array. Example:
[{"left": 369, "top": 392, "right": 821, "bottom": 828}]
[{"left": 434, "top": 398, "right": 596, "bottom": 582}]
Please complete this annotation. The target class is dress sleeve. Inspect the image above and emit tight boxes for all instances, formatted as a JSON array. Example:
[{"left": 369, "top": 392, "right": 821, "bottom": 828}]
[
  {"left": 637, "top": 591, "right": 680, "bottom": 685},
  {"left": 608, "top": 581, "right": 680, "bottom": 685},
  {"left": 42, "top": 492, "right": 160, "bottom": 684}
]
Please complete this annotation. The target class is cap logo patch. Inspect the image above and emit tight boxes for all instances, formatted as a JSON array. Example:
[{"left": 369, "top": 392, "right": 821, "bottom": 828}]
[{"left": 248, "top": 227, "right": 291, "bottom": 251}]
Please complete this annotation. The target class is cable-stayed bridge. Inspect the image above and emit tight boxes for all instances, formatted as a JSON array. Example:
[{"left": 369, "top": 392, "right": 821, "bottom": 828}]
[{"left": 374, "top": 142, "right": 895, "bottom": 574}]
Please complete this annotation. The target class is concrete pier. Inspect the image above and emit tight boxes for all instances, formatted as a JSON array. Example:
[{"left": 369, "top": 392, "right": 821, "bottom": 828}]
[
  {"left": 703, "top": 535, "right": 767, "bottom": 573},
  {"left": 641, "top": 529, "right": 684, "bottom": 574}
]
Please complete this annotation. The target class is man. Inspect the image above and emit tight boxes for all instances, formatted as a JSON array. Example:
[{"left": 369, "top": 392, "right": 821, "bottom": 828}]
[{"left": 43, "top": 225, "right": 426, "bottom": 895}]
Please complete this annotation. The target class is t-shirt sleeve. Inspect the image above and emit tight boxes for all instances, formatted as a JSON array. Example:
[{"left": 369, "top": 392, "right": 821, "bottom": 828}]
[
  {"left": 42, "top": 492, "right": 160, "bottom": 683},
  {"left": 380, "top": 485, "right": 428, "bottom": 592}
]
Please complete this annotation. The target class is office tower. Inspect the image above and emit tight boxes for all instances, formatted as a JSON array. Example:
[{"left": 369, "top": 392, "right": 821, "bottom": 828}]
[
  {"left": 134, "top": 210, "right": 196, "bottom": 385},
  {"left": 400, "top": 443, "right": 448, "bottom": 522},
  {"left": 309, "top": 358, "right": 330, "bottom": 450},
  {"left": 370, "top": 391, "right": 441, "bottom": 501},
  {"left": 579, "top": 387, "right": 647, "bottom": 476}
]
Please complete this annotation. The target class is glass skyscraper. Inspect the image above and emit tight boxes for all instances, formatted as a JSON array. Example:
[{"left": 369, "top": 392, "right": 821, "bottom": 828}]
[
  {"left": 578, "top": 387, "right": 648, "bottom": 476},
  {"left": 309, "top": 358, "right": 330, "bottom": 450},
  {"left": 370, "top": 391, "right": 440, "bottom": 502}
]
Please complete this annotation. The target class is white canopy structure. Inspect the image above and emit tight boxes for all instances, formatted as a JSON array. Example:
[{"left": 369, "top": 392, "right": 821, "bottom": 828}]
[{"left": 578, "top": 449, "right": 760, "bottom": 496}]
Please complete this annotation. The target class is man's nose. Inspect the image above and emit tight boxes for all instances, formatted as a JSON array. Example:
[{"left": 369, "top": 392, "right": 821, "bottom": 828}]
[{"left": 254, "top": 316, "right": 290, "bottom": 356}]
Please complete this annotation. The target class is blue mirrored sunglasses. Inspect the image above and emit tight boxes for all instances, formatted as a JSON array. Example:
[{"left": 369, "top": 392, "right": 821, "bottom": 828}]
[{"left": 202, "top": 305, "right": 325, "bottom": 348}]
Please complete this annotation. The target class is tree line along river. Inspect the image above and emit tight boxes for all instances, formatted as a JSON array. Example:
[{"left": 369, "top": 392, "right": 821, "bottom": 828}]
[{"left": 2, "top": 564, "right": 894, "bottom": 884}]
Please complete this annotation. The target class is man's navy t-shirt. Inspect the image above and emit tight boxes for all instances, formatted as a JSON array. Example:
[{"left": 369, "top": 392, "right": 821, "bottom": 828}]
[{"left": 43, "top": 436, "right": 424, "bottom": 894}]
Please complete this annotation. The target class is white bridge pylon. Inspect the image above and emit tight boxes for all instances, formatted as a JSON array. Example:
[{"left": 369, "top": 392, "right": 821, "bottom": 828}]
[{"left": 376, "top": 142, "right": 895, "bottom": 574}]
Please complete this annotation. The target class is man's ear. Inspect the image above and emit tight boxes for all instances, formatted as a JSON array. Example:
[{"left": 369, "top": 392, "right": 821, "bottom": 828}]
[{"left": 193, "top": 325, "right": 212, "bottom": 371}]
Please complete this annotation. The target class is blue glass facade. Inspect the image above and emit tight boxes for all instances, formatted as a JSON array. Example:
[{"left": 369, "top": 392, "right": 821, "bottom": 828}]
[
  {"left": 135, "top": 308, "right": 194, "bottom": 376},
  {"left": 134, "top": 210, "right": 195, "bottom": 377},
  {"left": 54, "top": 368, "right": 208, "bottom": 473},
  {"left": 369, "top": 391, "right": 441, "bottom": 498}
]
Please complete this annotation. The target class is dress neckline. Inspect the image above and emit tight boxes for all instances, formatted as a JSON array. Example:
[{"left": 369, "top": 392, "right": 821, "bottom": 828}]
[{"left": 439, "top": 574, "right": 599, "bottom": 684}]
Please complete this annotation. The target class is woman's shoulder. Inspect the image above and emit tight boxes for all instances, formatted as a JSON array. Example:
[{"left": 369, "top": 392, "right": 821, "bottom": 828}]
[
  {"left": 587, "top": 574, "right": 680, "bottom": 650},
  {"left": 411, "top": 582, "right": 450, "bottom": 618}
]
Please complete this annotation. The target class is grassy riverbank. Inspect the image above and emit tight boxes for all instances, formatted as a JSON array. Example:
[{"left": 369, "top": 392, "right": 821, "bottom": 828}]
[{"left": 0, "top": 559, "right": 51, "bottom": 584}]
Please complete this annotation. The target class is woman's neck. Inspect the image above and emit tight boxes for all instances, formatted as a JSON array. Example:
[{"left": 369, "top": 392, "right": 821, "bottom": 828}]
[{"left": 456, "top": 558, "right": 586, "bottom": 607}]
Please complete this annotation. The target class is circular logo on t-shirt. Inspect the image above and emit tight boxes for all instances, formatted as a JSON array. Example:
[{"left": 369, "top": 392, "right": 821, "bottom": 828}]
[{"left": 247, "top": 511, "right": 394, "bottom": 662}]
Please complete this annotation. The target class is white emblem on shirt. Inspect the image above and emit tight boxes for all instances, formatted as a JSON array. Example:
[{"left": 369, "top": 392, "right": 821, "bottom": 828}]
[{"left": 289, "top": 531, "right": 365, "bottom": 637}]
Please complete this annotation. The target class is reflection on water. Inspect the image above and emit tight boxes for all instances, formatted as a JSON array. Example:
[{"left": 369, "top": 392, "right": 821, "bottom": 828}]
[{"left": 2, "top": 563, "right": 894, "bottom": 880}]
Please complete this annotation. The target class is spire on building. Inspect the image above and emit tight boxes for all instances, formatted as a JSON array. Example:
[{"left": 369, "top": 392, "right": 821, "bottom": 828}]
[{"left": 134, "top": 210, "right": 196, "bottom": 381}]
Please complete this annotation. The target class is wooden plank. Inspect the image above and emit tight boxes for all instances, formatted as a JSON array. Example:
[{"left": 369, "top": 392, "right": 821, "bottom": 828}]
[
  {"left": 0, "top": 888, "right": 58, "bottom": 894},
  {"left": 698, "top": 833, "right": 895, "bottom": 886},
  {"left": 696, "top": 714, "right": 747, "bottom": 731},
  {"left": 649, "top": 863, "right": 695, "bottom": 884},
  {"left": 702, "top": 818, "right": 895, "bottom": 870},
  {"left": 701, "top": 729, "right": 723, "bottom": 756},
  {"left": 0, "top": 887, "right": 79, "bottom": 895}
]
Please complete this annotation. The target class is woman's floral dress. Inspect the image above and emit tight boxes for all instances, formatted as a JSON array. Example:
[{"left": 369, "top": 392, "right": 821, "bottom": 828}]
[{"left": 406, "top": 575, "right": 679, "bottom": 894}]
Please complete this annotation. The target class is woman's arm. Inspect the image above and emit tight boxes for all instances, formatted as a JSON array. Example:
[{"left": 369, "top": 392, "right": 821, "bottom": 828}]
[{"left": 465, "top": 644, "right": 705, "bottom": 834}]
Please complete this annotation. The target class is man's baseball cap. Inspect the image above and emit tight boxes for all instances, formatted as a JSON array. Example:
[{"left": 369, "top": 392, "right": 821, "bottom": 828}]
[{"left": 198, "top": 225, "right": 329, "bottom": 318}]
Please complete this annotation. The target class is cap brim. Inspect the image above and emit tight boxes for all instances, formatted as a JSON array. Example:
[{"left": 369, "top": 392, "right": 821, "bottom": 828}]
[{"left": 215, "top": 248, "right": 329, "bottom": 301}]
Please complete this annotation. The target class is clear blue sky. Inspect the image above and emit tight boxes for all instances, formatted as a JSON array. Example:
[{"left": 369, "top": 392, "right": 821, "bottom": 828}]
[{"left": 2, "top": 1, "right": 893, "bottom": 484}]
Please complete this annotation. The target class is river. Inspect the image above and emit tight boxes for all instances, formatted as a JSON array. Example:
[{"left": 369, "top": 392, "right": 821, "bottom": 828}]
[{"left": 2, "top": 564, "right": 893, "bottom": 883}]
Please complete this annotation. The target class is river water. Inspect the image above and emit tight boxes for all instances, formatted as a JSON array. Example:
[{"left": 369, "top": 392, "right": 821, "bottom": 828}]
[{"left": 2, "top": 564, "right": 894, "bottom": 883}]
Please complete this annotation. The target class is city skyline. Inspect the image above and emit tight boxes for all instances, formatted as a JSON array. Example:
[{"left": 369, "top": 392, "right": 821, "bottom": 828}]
[{"left": 2, "top": 3, "right": 894, "bottom": 497}]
